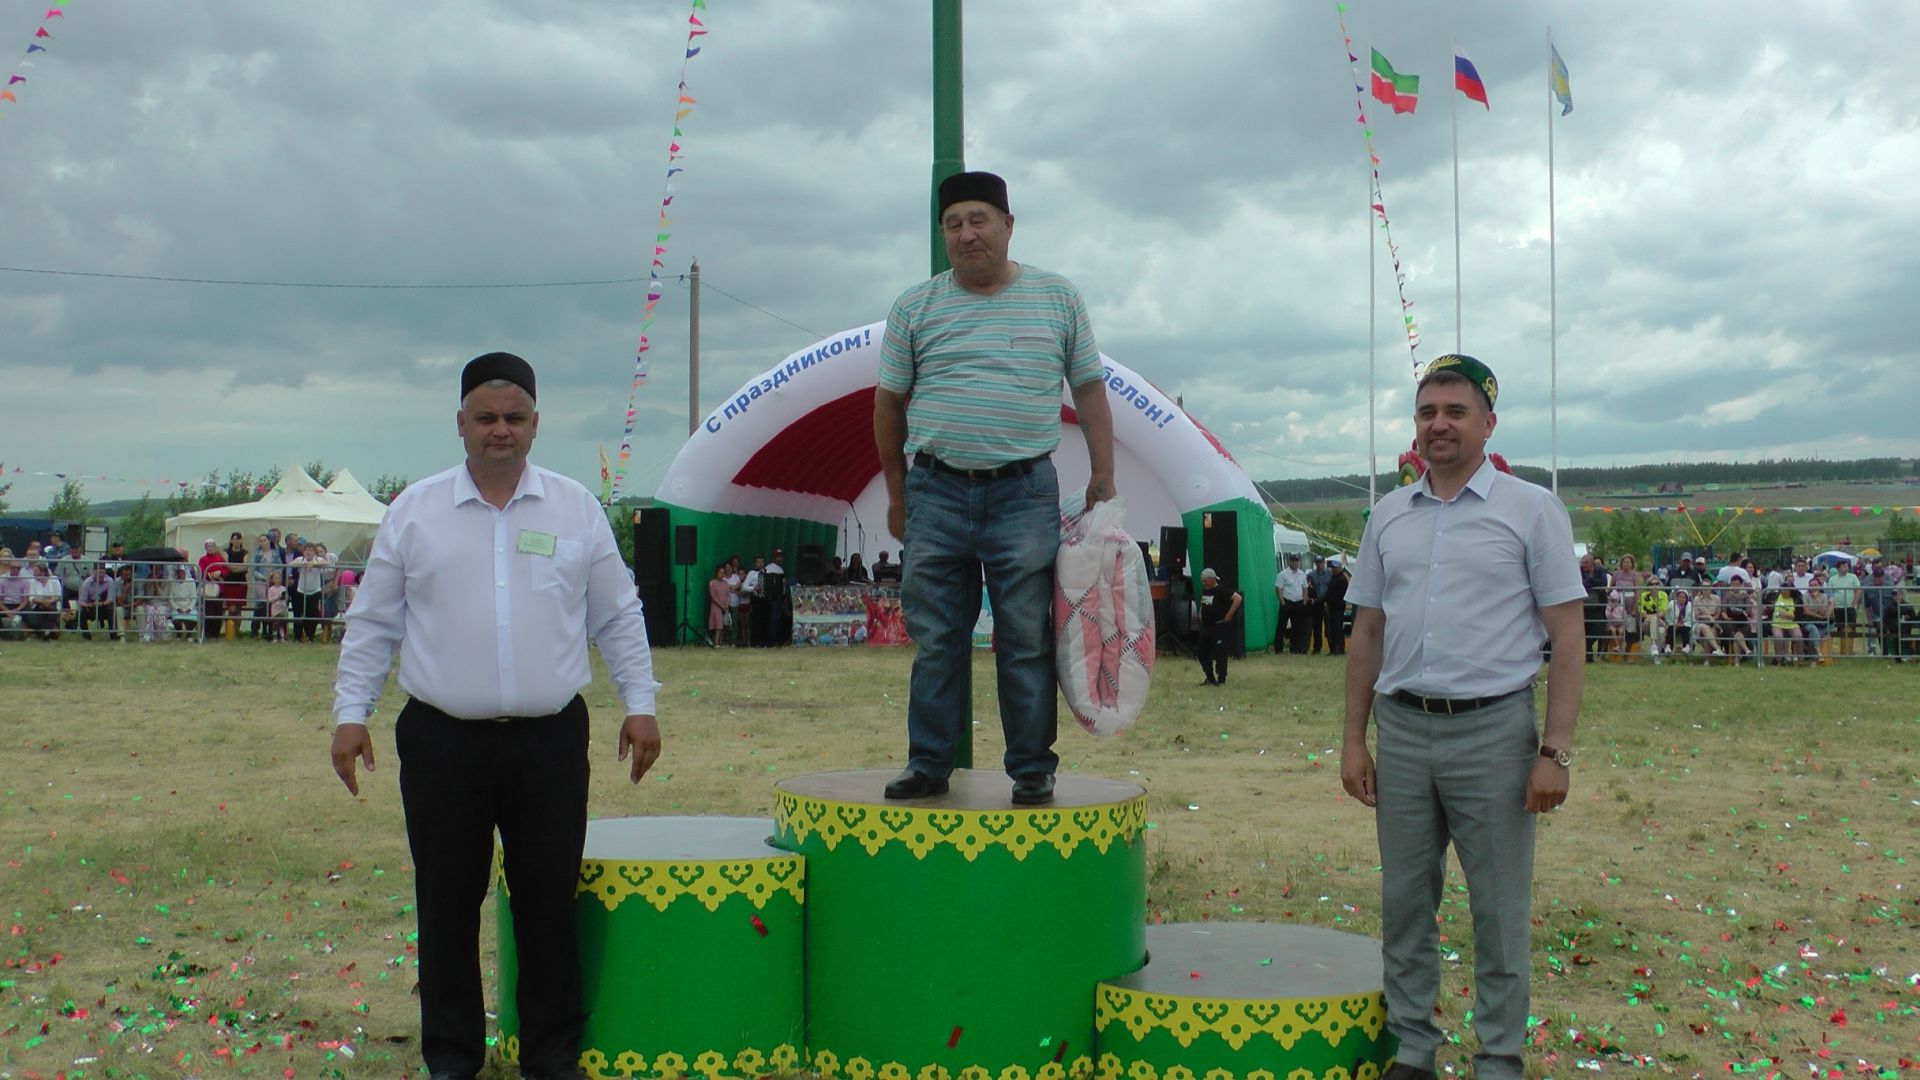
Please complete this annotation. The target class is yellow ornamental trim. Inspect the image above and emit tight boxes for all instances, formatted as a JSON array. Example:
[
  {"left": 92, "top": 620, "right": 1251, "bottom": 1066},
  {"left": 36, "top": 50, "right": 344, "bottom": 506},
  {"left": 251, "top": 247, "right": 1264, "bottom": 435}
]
[
  {"left": 1094, "top": 988, "right": 1386, "bottom": 1052},
  {"left": 1094, "top": 1063, "right": 1378, "bottom": 1080},
  {"left": 511, "top": 1041, "right": 802, "bottom": 1079},
  {"left": 775, "top": 790, "right": 1147, "bottom": 861},
  {"left": 813, "top": 1051, "right": 1095, "bottom": 1080},
  {"left": 574, "top": 855, "right": 805, "bottom": 914}
]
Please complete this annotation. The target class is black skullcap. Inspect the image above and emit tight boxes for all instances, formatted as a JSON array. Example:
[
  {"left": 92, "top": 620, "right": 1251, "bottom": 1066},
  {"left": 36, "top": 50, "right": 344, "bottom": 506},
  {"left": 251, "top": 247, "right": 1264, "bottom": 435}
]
[
  {"left": 938, "top": 171, "right": 1011, "bottom": 217},
  {"left": 461, "top": 351, "right": 537, "bottom": 402},
  {"left": 1420, "top": 353, "right": 1498, "bottom": 409}
]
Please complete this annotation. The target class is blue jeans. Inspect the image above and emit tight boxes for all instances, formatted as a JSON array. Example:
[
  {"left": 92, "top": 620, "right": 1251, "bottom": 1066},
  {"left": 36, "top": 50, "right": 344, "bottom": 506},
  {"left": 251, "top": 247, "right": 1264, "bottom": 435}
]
[{"left": 901, "top": 457, "right": 1060, "bottom": 779}]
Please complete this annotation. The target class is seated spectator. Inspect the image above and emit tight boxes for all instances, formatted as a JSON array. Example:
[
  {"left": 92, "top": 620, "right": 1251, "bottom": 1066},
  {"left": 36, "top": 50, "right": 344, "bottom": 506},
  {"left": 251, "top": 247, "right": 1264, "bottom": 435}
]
[
  {"left": 1638, "top": 582, "right": 1670, "bottom": 661},
  {"left": 1669, "top": 553, "right": 1702, "bottom": 589},
  {"left": 1768, "top": 588, "right": 1804, "bottom": 664},
  {"left": 1862, "top": 567, "right": 1896, "bottom": 656},
  {"left": 844, "top": 552, "right": 870, "bottom": 584},
  {"left": 168, "top": 565, "right": 202, "bottom": 639},
  {"left": 826, "top": 556, "right": 847, "bottom": 586},
  {"left": 77, "top": 565, "right": 117, "bottom": 641},
  {"left": 42, "top": 532, "right": 69, "bottom": 563},
  {"left": 871, "top": 550, "right": 901, "bottom": 584},
  {"left": 1718, "top": 583, "right": 1753, "bottom": 659},
  {"left": 1688, "top": 586, "right": 1721, "bottom": 658},
  {"left": 0, "top": 556, "right": 30, "bottom": 640},
  {"left": 1666, "top": 588, "right": 1694, "bottom": 654},
  {"left": 1801, "top": 578, "right": 1833, "bottom": 662},
  {"left": 24, "top": 561, "right": 63, "bottom": 640}
]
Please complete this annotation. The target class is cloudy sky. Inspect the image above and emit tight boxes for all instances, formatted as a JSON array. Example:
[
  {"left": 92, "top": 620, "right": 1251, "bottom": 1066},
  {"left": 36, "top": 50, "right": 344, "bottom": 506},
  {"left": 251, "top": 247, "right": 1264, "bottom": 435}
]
[{"left": 4, "top": 1, "right": 1916, "bottom": 512}]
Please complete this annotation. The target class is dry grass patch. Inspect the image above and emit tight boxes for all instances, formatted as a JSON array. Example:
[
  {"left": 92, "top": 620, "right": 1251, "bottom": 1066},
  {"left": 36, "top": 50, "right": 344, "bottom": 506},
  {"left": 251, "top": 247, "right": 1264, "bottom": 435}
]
[{"left": 1, "top": 642, "right": 1915, "bottom": 1078}]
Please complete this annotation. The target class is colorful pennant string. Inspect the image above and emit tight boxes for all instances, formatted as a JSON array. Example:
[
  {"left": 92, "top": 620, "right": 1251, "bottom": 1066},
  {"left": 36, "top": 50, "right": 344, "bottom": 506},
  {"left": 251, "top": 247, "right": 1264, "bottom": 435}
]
[
  {"left": 0, "top": 2, "right": 69, "bottom": 114},
  {"left": 1334, "top": 2, "right": 1421, "bottom": 374},
  {"left": 610, "top": 0, "right": 709, "bottom": 501}
]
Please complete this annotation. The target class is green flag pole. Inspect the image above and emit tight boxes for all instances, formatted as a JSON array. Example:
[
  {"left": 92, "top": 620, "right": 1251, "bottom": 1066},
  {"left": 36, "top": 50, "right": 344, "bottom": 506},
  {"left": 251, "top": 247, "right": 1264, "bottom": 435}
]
[{"left": 929, "top": 0, "right": 972, "bottom": 768}]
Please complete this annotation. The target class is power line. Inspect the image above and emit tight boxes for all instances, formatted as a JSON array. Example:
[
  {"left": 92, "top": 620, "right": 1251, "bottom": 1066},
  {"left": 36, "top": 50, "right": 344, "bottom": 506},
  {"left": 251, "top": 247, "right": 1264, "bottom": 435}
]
[
  {"left": 0, "top": 264, "right": 658, "bottom": 290},
  {"left": 0, "top": 262, "right": 830, "bottom": 339}
]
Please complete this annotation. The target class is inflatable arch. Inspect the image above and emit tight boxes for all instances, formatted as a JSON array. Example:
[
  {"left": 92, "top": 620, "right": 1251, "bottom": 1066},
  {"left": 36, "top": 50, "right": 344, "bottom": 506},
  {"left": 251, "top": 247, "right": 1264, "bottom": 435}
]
[{"left": 652, "top": 321, "right": 1277, "bottom": 649}]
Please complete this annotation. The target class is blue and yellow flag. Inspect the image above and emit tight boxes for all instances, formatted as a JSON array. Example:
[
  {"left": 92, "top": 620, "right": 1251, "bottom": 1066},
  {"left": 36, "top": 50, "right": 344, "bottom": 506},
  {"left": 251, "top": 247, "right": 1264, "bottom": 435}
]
[{"left": 1550, "top": 43, "right": 1573, "bottom": 115}]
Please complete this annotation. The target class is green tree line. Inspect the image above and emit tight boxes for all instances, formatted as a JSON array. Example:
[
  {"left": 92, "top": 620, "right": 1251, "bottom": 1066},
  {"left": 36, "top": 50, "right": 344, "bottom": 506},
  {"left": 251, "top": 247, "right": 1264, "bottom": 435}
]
[{"left": 1260, "top": 456, "right": 1914, "bottom": 504}]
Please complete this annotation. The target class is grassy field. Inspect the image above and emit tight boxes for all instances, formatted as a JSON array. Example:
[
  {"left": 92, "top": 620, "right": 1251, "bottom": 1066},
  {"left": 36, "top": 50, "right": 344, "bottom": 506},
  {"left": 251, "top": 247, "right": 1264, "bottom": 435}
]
[{"left": 1, "top": 642, "right": 1916, "bottom": 1080}]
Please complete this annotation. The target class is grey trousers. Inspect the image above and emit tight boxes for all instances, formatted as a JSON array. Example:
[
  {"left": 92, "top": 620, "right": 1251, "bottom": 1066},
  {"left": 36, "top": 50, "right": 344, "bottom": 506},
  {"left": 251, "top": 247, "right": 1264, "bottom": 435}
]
[{"left": 1373, "top": 689, "right": 1538, "bottom": 1080}]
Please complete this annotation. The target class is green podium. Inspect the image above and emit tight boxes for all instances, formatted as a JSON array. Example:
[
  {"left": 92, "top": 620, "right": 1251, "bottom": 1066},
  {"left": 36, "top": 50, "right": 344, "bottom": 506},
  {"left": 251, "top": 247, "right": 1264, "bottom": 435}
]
[{"left": 774, "top": 769, "right": 1149, "bottom": 1080}]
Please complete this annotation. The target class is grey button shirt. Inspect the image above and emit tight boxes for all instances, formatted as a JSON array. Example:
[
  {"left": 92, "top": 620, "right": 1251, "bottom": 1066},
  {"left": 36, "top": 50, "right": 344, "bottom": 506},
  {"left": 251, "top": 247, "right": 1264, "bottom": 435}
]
[{"left": 1347, "top": 456, "right": 1585, "bottom": 698}]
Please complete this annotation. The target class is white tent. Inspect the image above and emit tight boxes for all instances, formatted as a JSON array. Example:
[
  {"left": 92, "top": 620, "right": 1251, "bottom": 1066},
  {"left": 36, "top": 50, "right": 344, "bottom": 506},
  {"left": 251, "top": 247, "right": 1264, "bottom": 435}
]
[{"left": 164, "top": 465, "right": 386, "bottom": 557}]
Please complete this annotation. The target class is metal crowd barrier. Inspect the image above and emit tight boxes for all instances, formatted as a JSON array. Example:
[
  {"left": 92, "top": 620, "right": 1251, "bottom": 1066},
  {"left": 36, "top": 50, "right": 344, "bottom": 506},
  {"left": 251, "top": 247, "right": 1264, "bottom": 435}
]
[
  {"left": 1576, "top": 581, "right": 1917, "bottom": 665},
  {"left": 0, "top": 555, "right": 366, "bottom": 645}
]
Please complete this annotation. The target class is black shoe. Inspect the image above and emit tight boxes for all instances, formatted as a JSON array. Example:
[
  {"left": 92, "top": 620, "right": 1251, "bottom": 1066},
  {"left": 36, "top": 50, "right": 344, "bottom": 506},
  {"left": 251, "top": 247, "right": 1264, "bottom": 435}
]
[
  {"left": 521, "top": 1069, "right": 589, "bottom": 1080},
  {"left": 427, "top": 1072, "right": 477, "bottom": 1080},
  {"left": 884, "top": 769, "right": 949, "bottom": 799},
  {"left": 1381, "top": 1062, "right": 1437, "bottom": 1080},
  {"left": 1200, "top": 677, "right": 1217, "bottom": 686},
  {"left": 1011, "top": 773, "right": 1055, "bottom": 805}
]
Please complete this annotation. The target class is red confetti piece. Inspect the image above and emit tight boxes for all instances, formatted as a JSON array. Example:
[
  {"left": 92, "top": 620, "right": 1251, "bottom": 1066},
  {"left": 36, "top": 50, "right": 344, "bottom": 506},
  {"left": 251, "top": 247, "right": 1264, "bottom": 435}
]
[
  {"left": 1828, "top": 1009, "right": 1846, "bottom": 1026},
  {"left": 948, "top": 1026, "right": 962, "bottom": 1048},
  {"left": 750, "top": 915, "right": 767, "bottom": 937},
  {"left": 1052, "top": 1040, "right": 1068, "bottom": 1063},
  {"left": 1188, "top": 971, "right": 1201, "bottom": 979}
]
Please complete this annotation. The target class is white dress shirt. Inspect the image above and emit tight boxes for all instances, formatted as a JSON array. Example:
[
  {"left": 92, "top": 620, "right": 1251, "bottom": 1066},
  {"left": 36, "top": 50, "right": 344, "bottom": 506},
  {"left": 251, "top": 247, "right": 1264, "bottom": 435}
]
[
  {"left": 333, "top": 462, "right": 660, "bottom": 725},
  {"left": 1275, "top": 567, "right": 1308, "bottom": 602},
  {"left": 1347, "top": 456, "right": 1585, "bottom": 698}
]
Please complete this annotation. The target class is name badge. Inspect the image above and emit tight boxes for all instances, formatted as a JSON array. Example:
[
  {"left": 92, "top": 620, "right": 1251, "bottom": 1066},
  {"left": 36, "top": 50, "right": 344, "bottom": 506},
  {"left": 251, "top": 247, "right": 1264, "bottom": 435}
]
[{"left": 517, "top": 530, "right": 558, "bottom": 557}]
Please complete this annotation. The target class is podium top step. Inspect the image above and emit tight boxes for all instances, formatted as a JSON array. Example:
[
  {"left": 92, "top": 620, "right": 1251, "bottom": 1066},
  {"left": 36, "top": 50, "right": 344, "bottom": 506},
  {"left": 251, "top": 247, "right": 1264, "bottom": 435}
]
[
  {"left": 775, "top": 768, "right": 1145, "bottom": 810},
  {"left": 1115, "top": 923, "right": 1384, "bottom": 999},
  {"left": 582, "top": 816, "right": 780, "bottom": 862}
]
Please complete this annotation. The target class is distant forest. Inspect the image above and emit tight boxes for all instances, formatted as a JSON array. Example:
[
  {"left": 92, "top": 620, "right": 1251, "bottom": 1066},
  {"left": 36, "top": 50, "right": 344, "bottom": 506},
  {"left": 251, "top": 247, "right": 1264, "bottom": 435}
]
[{"left": 1259, "top": 457, "right": 1917, "bottom": 504}]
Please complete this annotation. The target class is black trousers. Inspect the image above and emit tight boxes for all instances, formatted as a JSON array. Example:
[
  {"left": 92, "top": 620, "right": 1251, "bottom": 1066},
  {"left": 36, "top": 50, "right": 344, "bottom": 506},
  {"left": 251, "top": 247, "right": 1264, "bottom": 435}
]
[
  {"left": 1199, "top": 622, "right": 1234, "bottom": 683},
  {"left": 1323, "top": 601, "right": 1346, "bottom": 654},
  {"left": 1275, "top": 601, "right": 1310, "bottom": 654},
  {"left": 396, "top": 695, "right": 590, "bottom": 1077}
]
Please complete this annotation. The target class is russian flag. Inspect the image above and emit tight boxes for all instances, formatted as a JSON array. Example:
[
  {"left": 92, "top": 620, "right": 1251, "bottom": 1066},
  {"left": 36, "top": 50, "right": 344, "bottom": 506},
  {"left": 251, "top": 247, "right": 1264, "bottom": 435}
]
[{"left": 1455, "top": 54, "right": 1490, "bottom": 109}]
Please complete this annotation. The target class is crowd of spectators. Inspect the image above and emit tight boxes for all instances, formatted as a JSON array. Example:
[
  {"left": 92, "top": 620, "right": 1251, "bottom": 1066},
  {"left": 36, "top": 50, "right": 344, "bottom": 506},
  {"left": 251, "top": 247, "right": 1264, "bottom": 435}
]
[
  {"left": 0, "top": 527, "right": 361, "bottom": 644},
  {"left": 1578, "top": 550, "right": 1919, "bottom": 663},
  {"left": 699, "top": 548, "right": 903, "bottom": 647}
]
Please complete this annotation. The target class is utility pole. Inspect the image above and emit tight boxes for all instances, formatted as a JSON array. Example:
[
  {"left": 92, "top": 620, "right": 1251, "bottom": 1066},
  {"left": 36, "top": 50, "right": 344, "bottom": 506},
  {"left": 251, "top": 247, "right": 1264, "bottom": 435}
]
[{"left": 687, "top": 259, "right": 700, "bottom": 436}]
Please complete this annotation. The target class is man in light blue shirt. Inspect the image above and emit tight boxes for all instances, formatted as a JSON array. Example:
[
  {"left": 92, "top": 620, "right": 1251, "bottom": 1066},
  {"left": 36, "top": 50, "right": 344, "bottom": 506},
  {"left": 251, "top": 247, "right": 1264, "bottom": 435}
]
[{"left": 1339, "top": 354, "right": 1586, "bottom": 1080}]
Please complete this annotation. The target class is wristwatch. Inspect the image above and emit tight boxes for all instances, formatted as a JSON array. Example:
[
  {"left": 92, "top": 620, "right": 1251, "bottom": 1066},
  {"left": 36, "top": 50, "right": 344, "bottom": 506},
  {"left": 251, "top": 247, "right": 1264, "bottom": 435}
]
[{"left": 1540, "top": 745, "right": 1572, "bottom": 767}]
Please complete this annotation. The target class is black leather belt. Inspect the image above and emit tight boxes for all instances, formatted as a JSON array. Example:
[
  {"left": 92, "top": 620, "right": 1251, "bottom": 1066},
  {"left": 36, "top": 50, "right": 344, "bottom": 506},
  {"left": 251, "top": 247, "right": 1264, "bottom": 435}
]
[
  {"left": 913, "top": 451, "right": 1044, "bottom": 482},
  {"left": 1390, "top": 686, "right": 1527, "bottom": 715}
]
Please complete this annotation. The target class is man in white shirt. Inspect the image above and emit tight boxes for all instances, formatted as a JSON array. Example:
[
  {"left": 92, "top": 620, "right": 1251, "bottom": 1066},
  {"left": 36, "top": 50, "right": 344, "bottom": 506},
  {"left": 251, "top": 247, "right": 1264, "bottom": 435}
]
[
  {"left": 1340, "top": 354, "right": 1585, "bottom": 1080},
  {"left": 743, "top": 555, "right": 768, "bottom": 647},
  {"left": 330, "top": 352, "right": 661, "bottom": 1080},
  {"left": 1273, "top": 554, "right": 1309, "bottom": 654}
]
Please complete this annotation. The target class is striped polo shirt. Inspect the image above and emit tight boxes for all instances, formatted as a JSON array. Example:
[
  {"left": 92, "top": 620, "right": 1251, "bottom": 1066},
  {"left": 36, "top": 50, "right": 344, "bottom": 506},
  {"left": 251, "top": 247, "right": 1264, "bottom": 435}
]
[{"left": 877, "top": 264, "right": 1103, "bottom": 470}]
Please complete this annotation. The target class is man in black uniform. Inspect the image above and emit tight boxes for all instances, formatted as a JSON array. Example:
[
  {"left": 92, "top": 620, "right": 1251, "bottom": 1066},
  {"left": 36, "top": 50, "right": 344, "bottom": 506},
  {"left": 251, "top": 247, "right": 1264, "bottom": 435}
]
[{"left": 1196, "top": 567, "right": 1242, "bottom": 686}]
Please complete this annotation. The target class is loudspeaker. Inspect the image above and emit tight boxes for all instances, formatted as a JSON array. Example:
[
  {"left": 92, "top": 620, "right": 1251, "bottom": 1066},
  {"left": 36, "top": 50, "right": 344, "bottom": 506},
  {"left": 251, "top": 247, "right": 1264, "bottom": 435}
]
[
  {"left": 1136, "top": 540, "right": 1153, "bottom": 579},
  {"left": 1158, "top": 526, "right": 1188, "bottom": 581},
  {"left": 1201, "top": 509, "right": 1239, "bottom": 595},
  {"left": 673, "top": 524, "right": 699, "bottom": 567},
  {"left": 797, "top": 544, "right": 827, "bottom": 587},
  {"left": 637, "top": 580, "right": 676, "bottom": 646},
  {"left": 633, "top": 508, "right": 673, "bottom": 587}
]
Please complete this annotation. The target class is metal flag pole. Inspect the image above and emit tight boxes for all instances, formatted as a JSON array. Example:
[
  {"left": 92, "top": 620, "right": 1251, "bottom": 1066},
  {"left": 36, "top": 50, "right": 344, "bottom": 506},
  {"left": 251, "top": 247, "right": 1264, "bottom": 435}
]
[
  {"left": 1368, "top": 154, "right": 1377, "bottom": 507},
  {"left": 1451, "top": 38, "right": 1462, "bottom": 354},
  {"left": 1547, "top": 29, "right": 1561, "bottom": 495}
]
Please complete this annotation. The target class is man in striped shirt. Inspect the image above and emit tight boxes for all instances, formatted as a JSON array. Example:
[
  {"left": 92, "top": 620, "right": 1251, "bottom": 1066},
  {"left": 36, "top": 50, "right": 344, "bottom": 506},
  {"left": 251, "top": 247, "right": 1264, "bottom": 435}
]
[{"left": 873, "top": 170, "right": 1116, "bottom": 806}]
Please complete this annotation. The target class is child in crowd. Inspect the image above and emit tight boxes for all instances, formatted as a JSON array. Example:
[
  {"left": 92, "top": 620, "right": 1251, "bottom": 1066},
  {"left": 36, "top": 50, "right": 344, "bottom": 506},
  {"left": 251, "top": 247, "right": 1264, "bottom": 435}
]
[{"left": 266, "top": 571, "right": 289, "bottom": 642}]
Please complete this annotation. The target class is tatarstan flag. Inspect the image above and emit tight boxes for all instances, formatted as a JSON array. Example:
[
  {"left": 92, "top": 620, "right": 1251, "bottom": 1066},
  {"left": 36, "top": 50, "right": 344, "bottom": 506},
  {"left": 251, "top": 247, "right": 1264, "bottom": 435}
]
[{"left": 1370, "top": 49, "right": 1419, "bottom": 114}]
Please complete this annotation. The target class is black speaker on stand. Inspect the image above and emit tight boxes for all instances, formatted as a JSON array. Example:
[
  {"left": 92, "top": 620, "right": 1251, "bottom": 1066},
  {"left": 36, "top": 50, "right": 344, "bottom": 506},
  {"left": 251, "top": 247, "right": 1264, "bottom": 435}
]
[
  {"left": 1201, "top": 510, "right": 1243, "bottom": 657},
  {"left": 672, "top": 523, "right": 704, "bottom": 645},
  {"left": 632, "top": 508, "right": 676, "bottom": 646},
  {"left": 1155, "top": 525, "right": 1193, "bottom": 656}
]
